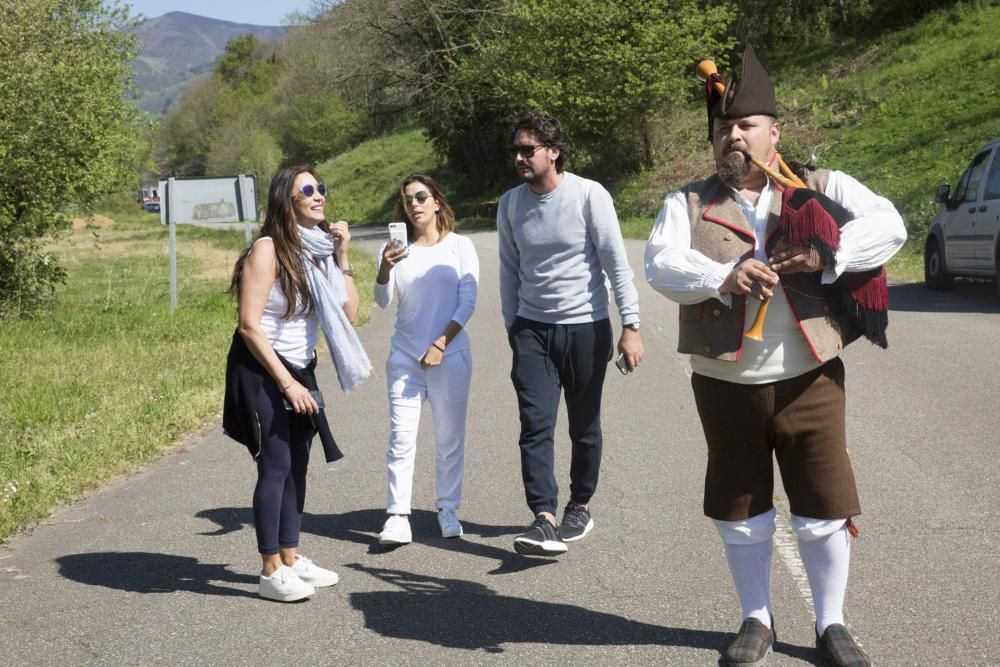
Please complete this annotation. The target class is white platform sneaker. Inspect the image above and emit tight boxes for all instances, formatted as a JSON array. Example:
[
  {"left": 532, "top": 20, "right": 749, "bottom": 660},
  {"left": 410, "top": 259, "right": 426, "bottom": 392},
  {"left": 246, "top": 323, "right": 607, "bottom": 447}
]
[
  {"left": 378, "top": 514, "right": 412, "bottom": 544},
  {"left": 290, "top": 555, "right": 339, "bottom": 587},
  {"left": 259, "top": 565, "right": 315, "bottom": 602}
]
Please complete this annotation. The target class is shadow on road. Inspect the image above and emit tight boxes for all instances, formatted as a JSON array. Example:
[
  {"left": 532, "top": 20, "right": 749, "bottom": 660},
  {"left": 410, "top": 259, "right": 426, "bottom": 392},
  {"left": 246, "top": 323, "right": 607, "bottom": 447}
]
[
  {"left": 196, "top": 506, "right": 253, "bottom": 536},
  {"left": 305, "top": 508, "right": 555, "bottom": 575},
  {"left": 56, "top": 552, "right": 257, "bottom": 598},
  {"left": 344, "top": 563, "right": 820, "bottom": 662},
  {"left": 889, "top": 281, "right": 999, "bottom": 313},
  {"left": 194, "top": 506, "right": 554, "bottom": 575}
]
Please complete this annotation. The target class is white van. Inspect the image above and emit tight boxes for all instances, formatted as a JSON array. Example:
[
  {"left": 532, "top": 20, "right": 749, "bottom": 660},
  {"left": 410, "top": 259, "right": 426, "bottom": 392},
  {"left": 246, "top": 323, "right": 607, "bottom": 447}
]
[{"left": 925, "top": 138, "right": 1000, "bottom": 299}]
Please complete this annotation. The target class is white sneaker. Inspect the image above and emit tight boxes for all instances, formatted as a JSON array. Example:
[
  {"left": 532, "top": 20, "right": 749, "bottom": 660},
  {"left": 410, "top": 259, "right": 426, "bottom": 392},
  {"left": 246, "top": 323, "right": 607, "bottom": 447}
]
[
  {"left": 259, "top": 565, "right": 315, "bottom": 602},
  {"left": 438, "top": 508, "right": 463, "bottom": 538},
  {"left": 378, "top": 514, "right": 412, "bottom": 545},
  {"left": 291, "top": 554, "right": 339, "bottom": 588}
]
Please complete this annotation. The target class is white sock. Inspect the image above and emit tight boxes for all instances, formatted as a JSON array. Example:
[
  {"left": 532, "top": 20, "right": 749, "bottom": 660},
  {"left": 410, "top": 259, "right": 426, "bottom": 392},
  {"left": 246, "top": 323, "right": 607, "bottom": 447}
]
[
  {"left": 798, "top": 525, "right": 851, "bottom": 635},
  {"left": 724, "top": 540, "right": 773, "bottom": 628}
]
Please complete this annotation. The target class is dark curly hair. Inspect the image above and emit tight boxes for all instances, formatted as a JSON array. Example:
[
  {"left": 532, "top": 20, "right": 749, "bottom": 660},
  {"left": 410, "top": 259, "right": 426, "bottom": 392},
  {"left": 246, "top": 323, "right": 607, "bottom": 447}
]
[{"left": 509, "top": 111, "right": 571, "bottom": 172}]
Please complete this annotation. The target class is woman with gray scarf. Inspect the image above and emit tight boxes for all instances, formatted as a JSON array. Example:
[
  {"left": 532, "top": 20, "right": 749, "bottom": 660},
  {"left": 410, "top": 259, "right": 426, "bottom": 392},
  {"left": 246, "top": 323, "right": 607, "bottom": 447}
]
[{"left": 225, "top": 165, "right": 371, "bottom": 602}]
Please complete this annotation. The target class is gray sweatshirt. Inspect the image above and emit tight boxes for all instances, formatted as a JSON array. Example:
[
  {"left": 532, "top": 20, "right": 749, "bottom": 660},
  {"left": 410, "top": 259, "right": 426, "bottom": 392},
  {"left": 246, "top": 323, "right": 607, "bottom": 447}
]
[{"left": 497, "top": 172, "right": 640, "bottom": 328}]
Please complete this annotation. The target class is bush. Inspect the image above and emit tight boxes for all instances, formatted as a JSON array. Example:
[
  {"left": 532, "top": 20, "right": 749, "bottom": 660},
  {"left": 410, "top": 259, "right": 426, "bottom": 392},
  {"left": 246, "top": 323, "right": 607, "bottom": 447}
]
[{"left": 0, "top": 0, "right": 142, "bottom": 321}]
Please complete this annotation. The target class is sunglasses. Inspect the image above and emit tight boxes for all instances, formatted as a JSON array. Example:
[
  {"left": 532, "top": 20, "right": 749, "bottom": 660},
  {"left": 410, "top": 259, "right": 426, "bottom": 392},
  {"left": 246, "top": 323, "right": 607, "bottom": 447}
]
[
  {"left": 510, "top": 144, "right": 547, "bottom": 159},
  {"left": 404, "top": 190, "right": 432, "bottom": 206},
  {"left": 298, "top": 183, "right": 327, "bottom": 198}
]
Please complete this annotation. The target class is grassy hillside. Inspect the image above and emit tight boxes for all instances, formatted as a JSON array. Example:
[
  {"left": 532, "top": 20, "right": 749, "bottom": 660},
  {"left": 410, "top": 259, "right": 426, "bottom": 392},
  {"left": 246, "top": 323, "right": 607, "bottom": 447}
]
[
  {"left": 319, "top": 126, "right": 439, "bottom": 225},
  {"left": 316, "top": 2, "right": 1000, "bottom": 281},
  {"left": 317, "top": 125, "right": 503, "bottom": 229},
  {"left": 783, "top": 2, "right": 1000, "bottom": 235}
]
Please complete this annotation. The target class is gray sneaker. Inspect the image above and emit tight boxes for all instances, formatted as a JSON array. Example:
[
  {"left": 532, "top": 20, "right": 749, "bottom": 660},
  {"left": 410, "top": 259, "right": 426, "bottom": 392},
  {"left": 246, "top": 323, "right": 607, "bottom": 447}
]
[
  {"left": 558, "top": 502, "right": 594, "bottom": 542},
  {"left": 513, "top": 515, "right": 567, "bottom": 556}
]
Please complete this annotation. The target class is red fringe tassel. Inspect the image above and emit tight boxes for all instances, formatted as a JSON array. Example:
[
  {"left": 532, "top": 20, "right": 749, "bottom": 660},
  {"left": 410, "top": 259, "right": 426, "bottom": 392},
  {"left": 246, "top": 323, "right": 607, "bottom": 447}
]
[
  {"left": 846, "top": 517, "right": 859, "bottom": 538},
  {"left": 843, "top": 267, "right": 888, "bottom": 312},
  {"left": 780, "top": 190, "right": 842, "bottom": 252}
]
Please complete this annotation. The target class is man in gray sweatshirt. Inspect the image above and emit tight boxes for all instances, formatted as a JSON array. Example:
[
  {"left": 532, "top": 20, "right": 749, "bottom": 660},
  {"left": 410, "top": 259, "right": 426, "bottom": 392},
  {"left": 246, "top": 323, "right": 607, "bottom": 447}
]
[{"left": 497, "top": 111, "right": 644, "bottom": 556}]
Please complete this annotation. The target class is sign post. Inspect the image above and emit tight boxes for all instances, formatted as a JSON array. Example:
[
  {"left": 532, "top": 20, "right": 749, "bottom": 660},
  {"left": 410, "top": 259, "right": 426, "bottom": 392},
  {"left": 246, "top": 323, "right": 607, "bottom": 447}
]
[
  {"left": 167, "top": 177, "right": 177, "bottom": 312},
  {"left": 237, "top": 173, "right": 255, "bottom": 245},
  {"left": 158, "top": 174, "right": 258, "bottom": 313}
]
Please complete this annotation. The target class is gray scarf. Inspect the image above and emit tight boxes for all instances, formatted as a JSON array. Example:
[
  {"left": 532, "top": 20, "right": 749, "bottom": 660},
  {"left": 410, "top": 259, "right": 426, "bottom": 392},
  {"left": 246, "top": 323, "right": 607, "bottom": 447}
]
[{"left": 298, "top": 224, "right": 372, "bottom": 393}]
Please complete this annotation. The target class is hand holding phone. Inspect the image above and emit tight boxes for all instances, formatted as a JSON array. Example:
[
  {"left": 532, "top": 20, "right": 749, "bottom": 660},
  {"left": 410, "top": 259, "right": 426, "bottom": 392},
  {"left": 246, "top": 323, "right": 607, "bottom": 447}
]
[
  {"left": 615, "top": 353, "right": 631, "bottom": 375},
  {"left": 283, "top": 388, "right": 325, "bottom": 411}
]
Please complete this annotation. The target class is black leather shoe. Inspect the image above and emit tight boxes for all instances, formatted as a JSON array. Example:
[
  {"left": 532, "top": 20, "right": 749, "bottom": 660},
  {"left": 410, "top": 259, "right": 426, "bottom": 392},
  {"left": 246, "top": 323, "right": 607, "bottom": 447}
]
[
  {"left": 817, "top": 623, "right": 871, "bottom": 667},
  {"left": 722, "top": 617, "right": 775, "bottom": 666}
]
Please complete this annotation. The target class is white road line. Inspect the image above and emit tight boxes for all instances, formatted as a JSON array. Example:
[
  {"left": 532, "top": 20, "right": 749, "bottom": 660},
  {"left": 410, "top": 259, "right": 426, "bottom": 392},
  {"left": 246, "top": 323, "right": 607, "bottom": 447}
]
[{"left": 774, "top": 502, "right": 817, "bottom": 625}]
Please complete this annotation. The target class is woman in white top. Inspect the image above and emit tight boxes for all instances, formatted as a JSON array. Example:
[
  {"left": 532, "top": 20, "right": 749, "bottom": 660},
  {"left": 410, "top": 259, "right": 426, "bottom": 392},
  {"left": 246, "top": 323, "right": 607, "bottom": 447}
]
[
  {"left": 225, "top": 165, "right": 369, "bottom": 601},
  {"left": 375, "top": 174, "right": 480, "bottom": 544}
]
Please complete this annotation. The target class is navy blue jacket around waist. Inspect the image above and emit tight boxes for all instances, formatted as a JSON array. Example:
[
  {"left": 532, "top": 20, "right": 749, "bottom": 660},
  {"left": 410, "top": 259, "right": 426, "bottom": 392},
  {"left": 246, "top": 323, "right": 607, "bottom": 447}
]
[{"left": 222, "top": 330, "right": 344, "bottom": 463}]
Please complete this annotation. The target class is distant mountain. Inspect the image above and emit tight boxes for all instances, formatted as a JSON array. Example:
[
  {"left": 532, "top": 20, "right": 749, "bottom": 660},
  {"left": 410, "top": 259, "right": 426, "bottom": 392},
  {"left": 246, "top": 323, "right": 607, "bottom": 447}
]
[{"left": 131, "top": 11, "right": 286, "bottom": 116}]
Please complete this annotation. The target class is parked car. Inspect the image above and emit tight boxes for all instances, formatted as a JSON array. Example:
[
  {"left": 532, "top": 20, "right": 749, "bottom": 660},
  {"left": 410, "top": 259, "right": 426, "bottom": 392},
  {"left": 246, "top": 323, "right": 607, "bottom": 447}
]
[
  {"left": 925, "top": 137, "right": 1000, "bottom": 298},
  {"left": 143, "top": 201, "right": 160, "bottom": 214}
]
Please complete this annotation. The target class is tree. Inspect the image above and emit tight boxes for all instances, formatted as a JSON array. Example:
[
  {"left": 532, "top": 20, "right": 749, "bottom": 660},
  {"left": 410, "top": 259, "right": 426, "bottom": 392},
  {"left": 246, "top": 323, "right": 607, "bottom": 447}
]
[
  {"left": 155, "top": 77, "right": 222, "bottom": 177},
  {"left": 310, "top": 0, "right": 511, "bottom": 166},
  {"left": 311, "top": 0, "right": 735, "bottom": 185},
  {"left": 0, "top": 0, "right": 142, "bottom": 320},
  {"left": 464, "top": 0, "right": 736, "bottom": 179}
]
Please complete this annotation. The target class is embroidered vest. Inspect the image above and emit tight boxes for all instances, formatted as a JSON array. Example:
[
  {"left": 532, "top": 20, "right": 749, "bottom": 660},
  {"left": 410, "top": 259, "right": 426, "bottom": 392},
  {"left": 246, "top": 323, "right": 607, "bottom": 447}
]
[{"left": 678, "top": 169, "right": 862, "bottom": 362}]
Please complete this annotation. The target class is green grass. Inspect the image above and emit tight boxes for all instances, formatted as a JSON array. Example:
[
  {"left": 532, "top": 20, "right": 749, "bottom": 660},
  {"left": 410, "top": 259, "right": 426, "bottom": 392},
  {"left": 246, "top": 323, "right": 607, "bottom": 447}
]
[
  {"left": 320, "top": 126, "right": 439, "bottom": 225},
  {"left": 0, "top": 213, "right": 376, "bottom": 540},
  {"left": 785, "top": 2, "right": 1000, "bottom": 239},
  {"left": 318, "top": 125, "right": 500, "bottom": 231}
]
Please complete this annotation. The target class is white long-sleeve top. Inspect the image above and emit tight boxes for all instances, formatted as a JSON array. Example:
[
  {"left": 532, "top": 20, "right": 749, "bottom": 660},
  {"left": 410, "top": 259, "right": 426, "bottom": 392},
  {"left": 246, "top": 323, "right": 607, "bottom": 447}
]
[
  {"left": 374, "top": 232, "right": 479, "bottom": 361},
  {"left": 644, "top": 170, "right": 906, "bottom": 383}
]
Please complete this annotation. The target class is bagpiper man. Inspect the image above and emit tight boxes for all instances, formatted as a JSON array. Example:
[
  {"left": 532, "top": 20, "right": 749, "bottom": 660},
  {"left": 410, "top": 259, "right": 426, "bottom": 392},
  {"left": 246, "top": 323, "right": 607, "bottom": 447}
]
[{"left": 644, "top": 46, "right": 905, "bottom": 667}]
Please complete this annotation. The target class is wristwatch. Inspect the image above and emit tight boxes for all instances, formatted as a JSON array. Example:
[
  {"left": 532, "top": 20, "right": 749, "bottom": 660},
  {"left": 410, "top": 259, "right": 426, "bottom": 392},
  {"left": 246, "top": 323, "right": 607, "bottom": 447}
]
[
  {"left": 625, "top": 322, "right": 640, "bottom": 332},
  {"left": 341, "top": 266, "right": 355, "bottom": 277}
]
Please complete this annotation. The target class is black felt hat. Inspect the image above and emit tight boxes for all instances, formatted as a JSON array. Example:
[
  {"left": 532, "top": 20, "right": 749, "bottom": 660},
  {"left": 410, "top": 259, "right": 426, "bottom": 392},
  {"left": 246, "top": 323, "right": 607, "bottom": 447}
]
[{"left": 706, "top": 45, "right": 777, "bottom": 139}]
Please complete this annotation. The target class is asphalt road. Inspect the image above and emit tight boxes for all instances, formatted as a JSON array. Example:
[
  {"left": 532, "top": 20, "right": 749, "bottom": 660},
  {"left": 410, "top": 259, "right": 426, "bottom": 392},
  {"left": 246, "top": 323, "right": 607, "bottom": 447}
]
[{"left": 1, "top": 228, "right": 998, "bottom": 665}]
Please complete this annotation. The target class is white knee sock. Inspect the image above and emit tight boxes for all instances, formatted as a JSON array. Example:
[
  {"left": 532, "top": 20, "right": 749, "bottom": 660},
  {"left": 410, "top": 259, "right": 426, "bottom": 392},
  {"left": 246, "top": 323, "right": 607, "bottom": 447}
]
[
  {"left": 797, "top": 525, "right": 851, "bottom": 635},
  {"left": 724, "top": 540, "right": 773, "bottom": 628}
]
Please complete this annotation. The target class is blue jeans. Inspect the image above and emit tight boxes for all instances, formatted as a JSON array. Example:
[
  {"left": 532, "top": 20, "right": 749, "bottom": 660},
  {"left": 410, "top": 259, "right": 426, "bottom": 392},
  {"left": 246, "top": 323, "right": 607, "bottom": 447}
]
[{"left": 508, "top": 317, "right": 613, "bottom": 516}]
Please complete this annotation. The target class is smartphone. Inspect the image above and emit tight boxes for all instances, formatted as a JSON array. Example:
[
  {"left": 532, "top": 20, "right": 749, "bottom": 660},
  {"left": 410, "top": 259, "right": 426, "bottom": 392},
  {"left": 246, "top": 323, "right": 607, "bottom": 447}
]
[
  {"left": 615, "top": 353, "right": 631, "bottom": 375},
  {"left": 283, "top": 389, "right": 325, "bottom": 411},
  {"left": 388, "top": 222, "right": 408, "bottom": 250}
]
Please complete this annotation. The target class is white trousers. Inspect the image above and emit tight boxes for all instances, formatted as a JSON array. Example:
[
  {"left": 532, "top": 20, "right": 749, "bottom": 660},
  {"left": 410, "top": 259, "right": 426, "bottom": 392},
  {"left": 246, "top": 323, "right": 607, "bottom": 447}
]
[{"left": 385, "top": 347, "right": 472, "bottom": 514}]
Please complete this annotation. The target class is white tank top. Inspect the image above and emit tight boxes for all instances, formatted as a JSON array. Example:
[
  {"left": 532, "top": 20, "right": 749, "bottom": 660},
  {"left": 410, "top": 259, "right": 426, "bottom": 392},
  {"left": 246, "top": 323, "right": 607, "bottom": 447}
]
[{"left": 254, "top": 238, "right": 318, "bottom": 369}]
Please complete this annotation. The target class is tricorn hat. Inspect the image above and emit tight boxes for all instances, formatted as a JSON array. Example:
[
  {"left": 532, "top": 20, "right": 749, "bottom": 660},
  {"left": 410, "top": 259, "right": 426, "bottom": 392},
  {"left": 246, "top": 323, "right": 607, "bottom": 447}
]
[{"left": 706, "top": 45, "right": 777, "bottom": 140}]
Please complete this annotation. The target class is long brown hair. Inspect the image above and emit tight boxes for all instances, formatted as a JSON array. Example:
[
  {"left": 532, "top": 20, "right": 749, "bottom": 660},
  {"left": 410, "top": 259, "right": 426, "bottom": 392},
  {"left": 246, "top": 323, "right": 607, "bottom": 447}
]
[
  {"left": 229, "top": 165, "right": 328, "bottom": 318},
  {"left": 392, "top": 174, "right": 456, "bottom": 242}
]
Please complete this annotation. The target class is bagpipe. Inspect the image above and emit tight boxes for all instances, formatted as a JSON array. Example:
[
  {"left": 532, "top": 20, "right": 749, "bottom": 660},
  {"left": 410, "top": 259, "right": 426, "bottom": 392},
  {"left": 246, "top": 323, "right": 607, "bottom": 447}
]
[{"left": 697, "top": 60, "right": 889, "bottom": 348}]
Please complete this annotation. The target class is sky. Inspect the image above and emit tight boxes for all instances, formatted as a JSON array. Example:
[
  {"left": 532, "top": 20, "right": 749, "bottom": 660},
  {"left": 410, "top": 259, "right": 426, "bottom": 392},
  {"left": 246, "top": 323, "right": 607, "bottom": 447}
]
[{"left": 119, "top": 1, "right": 314, "bottom": 26}]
